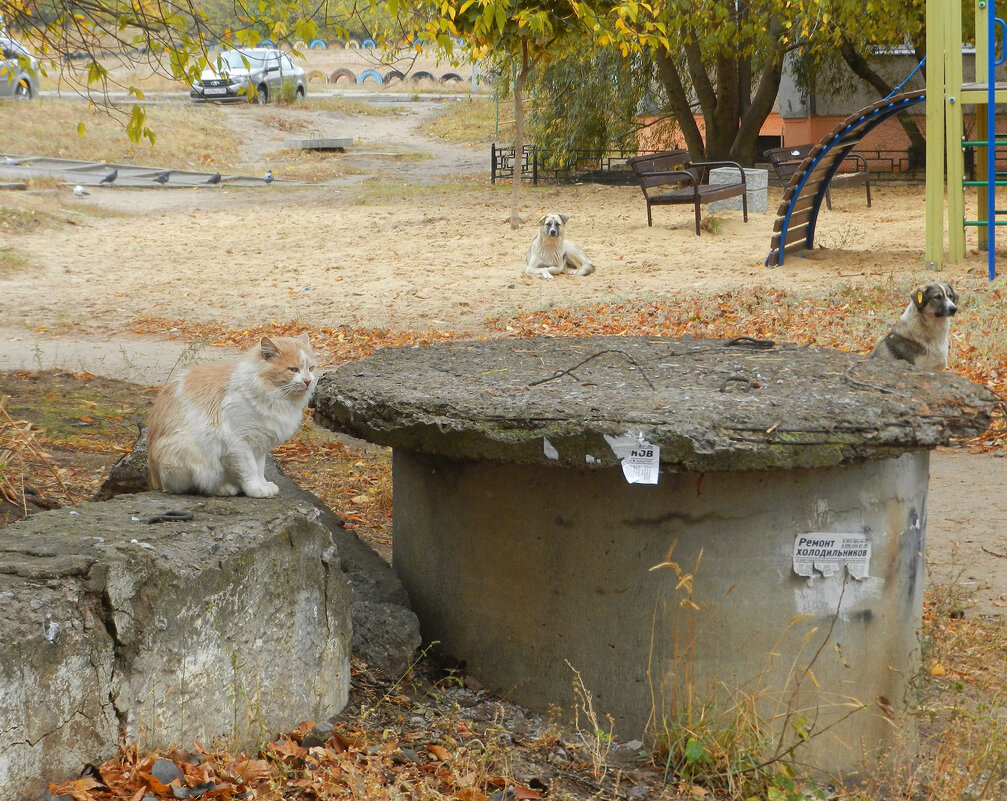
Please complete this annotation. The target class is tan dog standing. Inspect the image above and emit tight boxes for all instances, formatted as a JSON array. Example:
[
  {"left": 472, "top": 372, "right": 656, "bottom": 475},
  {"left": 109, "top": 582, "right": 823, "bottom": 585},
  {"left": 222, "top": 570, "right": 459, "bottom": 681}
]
[
  {"left": 870, "top": 283, "right": 958, "bottom": 370},
  {"left": 525, "top": 213, "right": 595, "bottom": 279}
]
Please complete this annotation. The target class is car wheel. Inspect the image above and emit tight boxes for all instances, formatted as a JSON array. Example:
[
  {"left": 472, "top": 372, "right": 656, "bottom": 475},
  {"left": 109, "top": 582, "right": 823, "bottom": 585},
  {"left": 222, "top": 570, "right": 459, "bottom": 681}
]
[
  {"left": 295, "top": 86, "right": 305, "bottom": 102},
  {"left": 14, "top": 81, "right": 31, "bottom": 100},
  {"left": 255, "top": 84, "right": 268, "bottom": 104}
]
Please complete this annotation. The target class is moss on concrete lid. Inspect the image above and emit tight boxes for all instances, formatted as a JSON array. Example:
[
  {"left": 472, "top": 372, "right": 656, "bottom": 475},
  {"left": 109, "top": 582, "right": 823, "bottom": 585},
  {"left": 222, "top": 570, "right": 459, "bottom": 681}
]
[{"left": 312, "top": 336, "right": 997, "bottom": 472}]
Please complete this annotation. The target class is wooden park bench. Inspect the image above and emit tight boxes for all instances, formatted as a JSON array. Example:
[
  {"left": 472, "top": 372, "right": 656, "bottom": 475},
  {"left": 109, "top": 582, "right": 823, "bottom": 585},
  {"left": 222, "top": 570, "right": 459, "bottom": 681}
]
[
  {"left": 627, "top": 149, "right": 748, "bottom": 235},
  {"left": 763, "top": 144, "right": 871, "bottom": 210}
]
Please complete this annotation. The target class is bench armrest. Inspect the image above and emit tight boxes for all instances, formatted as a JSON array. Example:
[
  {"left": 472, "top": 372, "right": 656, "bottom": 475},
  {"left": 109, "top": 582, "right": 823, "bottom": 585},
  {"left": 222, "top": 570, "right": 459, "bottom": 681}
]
[
  {"left": 634, "top": 169, "right": 699, "bottom": 195},
  {"left": 689, "top": 160, "right": 747, "bottom": 184},
  {"left": 839, "top": 152, "right": 870, "bottom": 174},
  {"left": 638, "top": 169, "right": 697, "bottom": 182}
]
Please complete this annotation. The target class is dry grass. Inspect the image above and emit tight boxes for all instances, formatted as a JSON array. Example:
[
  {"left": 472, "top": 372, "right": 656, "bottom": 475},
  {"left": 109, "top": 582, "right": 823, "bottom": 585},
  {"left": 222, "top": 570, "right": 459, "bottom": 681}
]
[
  {"left": 0, "top": 245, "right": 36, "bottom": 276},
  {"left": 297, "top": 95, "right": 405, "bottom": 115},
  {"left": 0, "top": 395, "right": 75, "bottom": 513},
  {"left": 422, "top": 95, "right": 512, "bottom": 144},
  {"left": 0, "top": 101, "right": 243, "bottom": 168},
  {"left": 274, "top": 415, "right": 394, "bottom": 560},
  {"left": 0, "top": 187, "right": 124, "bottom": 236}
]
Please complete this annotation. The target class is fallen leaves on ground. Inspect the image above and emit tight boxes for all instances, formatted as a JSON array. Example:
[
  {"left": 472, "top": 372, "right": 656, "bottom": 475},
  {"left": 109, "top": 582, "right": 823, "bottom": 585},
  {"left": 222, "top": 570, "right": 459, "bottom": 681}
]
[
  {"left": 48, "top": 664, "right": 637, "bottom": 801},
  {"left": 126, "top": 317, "right": 464, "bottom": 367}
]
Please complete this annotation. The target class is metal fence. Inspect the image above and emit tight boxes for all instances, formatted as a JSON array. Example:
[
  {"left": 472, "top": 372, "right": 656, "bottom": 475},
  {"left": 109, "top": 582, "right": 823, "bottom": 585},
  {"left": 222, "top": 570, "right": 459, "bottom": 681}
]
[{"left": 490, "top": 144, "right": 927, "bottom": 185}]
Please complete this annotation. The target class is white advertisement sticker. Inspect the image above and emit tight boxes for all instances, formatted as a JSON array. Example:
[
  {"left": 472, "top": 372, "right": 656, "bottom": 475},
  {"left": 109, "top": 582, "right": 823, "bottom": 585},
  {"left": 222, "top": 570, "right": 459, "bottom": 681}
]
[
  {"left": 793, "top": 533, "right": 871, "bottom": 580},
  {"left": 603, "top": 433, "right": 660, "bottom": 485}
]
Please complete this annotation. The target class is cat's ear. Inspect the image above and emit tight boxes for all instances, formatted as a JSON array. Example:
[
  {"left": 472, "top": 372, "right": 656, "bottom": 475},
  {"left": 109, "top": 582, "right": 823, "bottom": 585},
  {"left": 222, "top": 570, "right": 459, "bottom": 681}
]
[
  {"left": 259, "top": 337, "right": 280, "bottom": 360},
  {"left": 295, "top": 333, "right": 312, "bottom": 349}
]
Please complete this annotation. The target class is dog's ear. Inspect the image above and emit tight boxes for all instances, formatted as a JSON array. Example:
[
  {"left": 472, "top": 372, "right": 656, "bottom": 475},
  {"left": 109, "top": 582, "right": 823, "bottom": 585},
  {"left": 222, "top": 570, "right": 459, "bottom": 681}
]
[
  {"left": 559, "top": 214, "right": 569, "bottom": 225},
  {"left": 911, "top": 286, "right": 928, "bottom": 310}
]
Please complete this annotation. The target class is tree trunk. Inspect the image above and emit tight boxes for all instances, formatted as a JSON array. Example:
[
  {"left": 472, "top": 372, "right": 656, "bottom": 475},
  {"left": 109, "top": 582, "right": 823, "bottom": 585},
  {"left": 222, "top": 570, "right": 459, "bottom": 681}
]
[
  {"left": 510, "top": 40, "right": 530, "bottom": 230},
  {"left": 840, "top": 34, "right": 926, "bottom": 165},
  {"left": 655, "top": 22, "right": 787, "bottom": 166},
  {"left": 733, "top": 18, "right": 786, "bottom": 165},
  {"left": 654, "top": 49, "right": 706, "bottom": 158}
]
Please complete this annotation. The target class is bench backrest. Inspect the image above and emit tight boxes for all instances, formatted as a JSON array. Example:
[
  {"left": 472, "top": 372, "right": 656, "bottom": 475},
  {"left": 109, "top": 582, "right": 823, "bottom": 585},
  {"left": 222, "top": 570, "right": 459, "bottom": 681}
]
[
  {"left": 763, "top": 144, "right": 815, "bottom": 178},
  {"left": 627, "top": 149, "right": 698, "bottom": 189}
]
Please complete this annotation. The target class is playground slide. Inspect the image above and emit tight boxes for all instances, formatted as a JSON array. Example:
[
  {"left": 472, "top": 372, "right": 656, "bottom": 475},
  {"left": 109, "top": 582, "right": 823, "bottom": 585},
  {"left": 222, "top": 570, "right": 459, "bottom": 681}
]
[{"left": 766, "top": 90, "right": 926, "bottom": 267}]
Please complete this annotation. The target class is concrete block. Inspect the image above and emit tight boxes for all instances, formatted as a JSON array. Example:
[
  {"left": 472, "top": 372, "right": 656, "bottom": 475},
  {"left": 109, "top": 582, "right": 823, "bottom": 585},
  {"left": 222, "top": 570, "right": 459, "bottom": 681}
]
[
  {"left": 709, "top": 166, "right": 769, "bottom": 213},
  {"left": 283, "top": 137, "right": 351, "bottom": 150},
  {"left": 0, "top": 494, "right": 352, "bottom": 801}
]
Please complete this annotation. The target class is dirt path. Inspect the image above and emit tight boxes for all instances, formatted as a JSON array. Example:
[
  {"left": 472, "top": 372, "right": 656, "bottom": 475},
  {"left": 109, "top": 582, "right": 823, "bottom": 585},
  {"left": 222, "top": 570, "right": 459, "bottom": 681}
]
[
  {"left": 218, "top": 99, "right": 486, "bottom": 184},
  {"left": 2, "top": 95, "right": 1005, "bottom": 619}
]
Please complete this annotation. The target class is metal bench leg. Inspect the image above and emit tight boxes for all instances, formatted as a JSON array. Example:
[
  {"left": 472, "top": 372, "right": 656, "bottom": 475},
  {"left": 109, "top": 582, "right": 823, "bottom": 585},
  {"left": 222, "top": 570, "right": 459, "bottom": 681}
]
[
  {"left": 742, "top": 191, "right": 748, "bottom": 223},
  {"left": 647, "top": 202, "right": 653, "bottom": 227},
  {"left": 865, "top": 181, "right": 872, "bottom": 208},
  {"left": 694, "top": 202, "right": 702, "bottom": 235}
]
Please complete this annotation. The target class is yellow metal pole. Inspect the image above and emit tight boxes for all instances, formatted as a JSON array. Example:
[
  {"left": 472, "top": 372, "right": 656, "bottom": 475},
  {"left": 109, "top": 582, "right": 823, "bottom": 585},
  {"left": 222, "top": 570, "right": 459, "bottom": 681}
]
[
  {"left": 925, "top": 0, "right": 947, "bottom": 270},
  {"left": 946, "top": 0, "right": 966, "bottom": 262}
]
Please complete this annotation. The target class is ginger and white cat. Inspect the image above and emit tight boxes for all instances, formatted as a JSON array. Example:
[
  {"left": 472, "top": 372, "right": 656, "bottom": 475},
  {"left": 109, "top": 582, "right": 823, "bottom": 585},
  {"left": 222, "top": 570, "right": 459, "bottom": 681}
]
[{"left": 147, "top": 335, "right": 316, "bottom": 497}]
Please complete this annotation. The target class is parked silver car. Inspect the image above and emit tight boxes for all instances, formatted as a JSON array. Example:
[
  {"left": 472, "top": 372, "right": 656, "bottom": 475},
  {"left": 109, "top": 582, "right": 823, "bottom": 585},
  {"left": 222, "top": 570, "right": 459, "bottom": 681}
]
[
  {"left": 190, "top": 48, "right": 305, "bottom": 104},
  {"left": 0, "top": 34, "right": 38, "bottom": 100}
]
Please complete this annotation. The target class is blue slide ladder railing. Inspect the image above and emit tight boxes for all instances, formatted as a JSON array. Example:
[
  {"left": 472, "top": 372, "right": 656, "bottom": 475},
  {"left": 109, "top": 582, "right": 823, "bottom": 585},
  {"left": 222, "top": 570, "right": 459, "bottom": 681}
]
[{"left": 766, "top": 91, "right": 926, "bottom": 267}]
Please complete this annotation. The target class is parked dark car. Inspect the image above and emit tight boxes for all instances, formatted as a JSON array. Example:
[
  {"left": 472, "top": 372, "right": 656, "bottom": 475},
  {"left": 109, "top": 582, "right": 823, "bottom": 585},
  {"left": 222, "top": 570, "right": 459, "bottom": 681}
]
[
  {"left": 190, "top": 48, "right": 306, "bottom": 104},
  {"left": 0, "top": 34, "right": 38, "bottom": 99}
]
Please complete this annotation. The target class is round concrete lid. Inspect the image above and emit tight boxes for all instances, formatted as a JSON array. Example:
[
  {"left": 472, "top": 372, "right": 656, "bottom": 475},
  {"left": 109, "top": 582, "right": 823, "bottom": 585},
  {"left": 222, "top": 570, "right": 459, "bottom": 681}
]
[{"left": 312, "top": 336, "right": 997, "bottom": 471}]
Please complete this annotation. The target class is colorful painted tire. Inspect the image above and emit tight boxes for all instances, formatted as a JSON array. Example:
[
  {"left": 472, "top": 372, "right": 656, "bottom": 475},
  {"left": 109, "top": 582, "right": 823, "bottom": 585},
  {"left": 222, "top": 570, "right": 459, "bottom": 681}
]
[
  {"left": 310, "top": 39, "right": 327, "bottom": 49},
  {"left": 357, "top": 69, "right": 383, "bottom": 84},
  {"left": 329, "top": 68, "right": 356, "bottom": 84},
  {"left": 412, "top": 71, "right": 435, "bottom": 82},
  {"left": 306, "top": 70, "right": 328, "bottom": 83},
  {"left": 383, "top": 70, "right": 405, "bottom": 84}
]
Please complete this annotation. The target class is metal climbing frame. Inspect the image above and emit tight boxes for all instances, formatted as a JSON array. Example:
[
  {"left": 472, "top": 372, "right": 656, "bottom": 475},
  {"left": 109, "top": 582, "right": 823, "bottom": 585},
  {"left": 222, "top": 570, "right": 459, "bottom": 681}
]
[
  {"left": 959, "top": 0, "right": 1006, "bottom": 280},
  {"left": 765, "top": 91, "right": 925, "bottom": 268},
  {"left": 927, "top": 0, "right": 1007, "bottom": 279}
]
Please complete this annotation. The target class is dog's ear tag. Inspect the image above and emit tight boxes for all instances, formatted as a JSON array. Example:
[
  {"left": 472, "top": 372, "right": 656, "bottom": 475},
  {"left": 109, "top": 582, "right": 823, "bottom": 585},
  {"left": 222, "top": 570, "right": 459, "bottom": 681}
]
[
  {"left": 917, "top": 290, "right": 925, "bottom": 305},
  {"left": 539, "top": 215, "right": 547, "bottom": 223}
]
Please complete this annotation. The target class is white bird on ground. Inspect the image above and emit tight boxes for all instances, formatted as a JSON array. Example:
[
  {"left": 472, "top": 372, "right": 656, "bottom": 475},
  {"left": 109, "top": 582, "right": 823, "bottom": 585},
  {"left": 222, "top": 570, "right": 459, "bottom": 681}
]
[
  {"left": 4, "top": 156, "right": 22, "bottom": 166},
  {"left": 73, "top": 185, "right": 89, "bottom": 197},
  {"left": 264, "top": 169, "right": 274, "bottom": 185}
]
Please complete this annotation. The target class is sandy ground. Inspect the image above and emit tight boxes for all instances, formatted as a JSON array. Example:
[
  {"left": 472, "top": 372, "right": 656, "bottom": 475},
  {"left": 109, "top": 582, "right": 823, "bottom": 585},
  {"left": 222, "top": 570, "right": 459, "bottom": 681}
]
[
  {"left": 0, "top": 179, "right": 993, "bottom": 337},
  {"left": 2, "top": 98, "right": 1006, "bottom": 617}
]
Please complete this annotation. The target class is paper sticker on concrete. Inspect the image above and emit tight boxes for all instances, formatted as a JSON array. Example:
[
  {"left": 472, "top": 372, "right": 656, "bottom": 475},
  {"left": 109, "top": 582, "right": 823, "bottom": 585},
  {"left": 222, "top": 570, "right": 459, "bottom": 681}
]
[
  {"left": 543, "top": 437, "right": 559, "bottom": 460},
  {"left": 793, "top": 533, "right": 871, "bottom": 580},
  {"left": 603, "top": 433, "right": 660, "bottom": 485}
]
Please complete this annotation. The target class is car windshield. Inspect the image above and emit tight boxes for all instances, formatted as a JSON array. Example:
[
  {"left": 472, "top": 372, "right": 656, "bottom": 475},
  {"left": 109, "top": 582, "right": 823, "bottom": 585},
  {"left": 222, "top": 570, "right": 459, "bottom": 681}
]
[
  {"left": 217, "top": 50, "right": 270, "bottom": 71},
  {"left": 2, "top": 38, "right": 31, "bottom": 60}
]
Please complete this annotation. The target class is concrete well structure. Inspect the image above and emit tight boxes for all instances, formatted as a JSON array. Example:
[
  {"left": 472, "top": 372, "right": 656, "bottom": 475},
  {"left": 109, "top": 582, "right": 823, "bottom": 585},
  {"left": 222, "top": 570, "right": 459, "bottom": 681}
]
[{"left": 313, "top": 336, "right": 996, "bottom": 780}]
